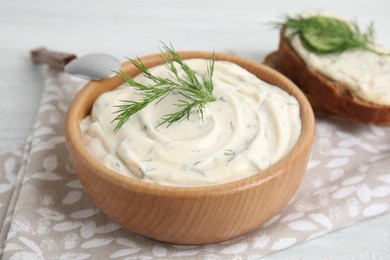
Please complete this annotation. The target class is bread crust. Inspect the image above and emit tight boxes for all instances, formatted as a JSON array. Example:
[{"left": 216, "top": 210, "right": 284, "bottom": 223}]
[{"left": 264, "top": 31, "right": 390, "bottom": 125}]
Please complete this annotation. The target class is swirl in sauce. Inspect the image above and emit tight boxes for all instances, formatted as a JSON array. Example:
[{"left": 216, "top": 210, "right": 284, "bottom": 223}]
[{"left": 81, "top": 59, "right": 301, "bottom": 186}]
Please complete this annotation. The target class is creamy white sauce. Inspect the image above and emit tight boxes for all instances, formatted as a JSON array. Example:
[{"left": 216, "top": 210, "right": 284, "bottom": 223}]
[
  {"left": 286, "top": 15, "right": 390, "bottom": 106},
  {"left": 81, "top": 59, "right": 301, "bottom": 186}
]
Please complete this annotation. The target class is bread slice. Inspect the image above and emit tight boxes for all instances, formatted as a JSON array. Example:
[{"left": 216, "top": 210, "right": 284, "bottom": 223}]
[{"left": 264, "top": 31, "right": 390, "bottom": 125}]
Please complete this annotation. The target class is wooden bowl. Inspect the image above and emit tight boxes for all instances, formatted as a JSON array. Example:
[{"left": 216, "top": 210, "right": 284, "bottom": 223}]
[{"left": 64, "top": 52, "right": 315, "bottom": 245}]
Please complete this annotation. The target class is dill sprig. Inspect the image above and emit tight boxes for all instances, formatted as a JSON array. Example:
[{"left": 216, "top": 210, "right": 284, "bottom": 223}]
[
  {"left": 277, "top": 15, "right": 386, "bottom": 55},
  {"left": 112, "top": 43, "right": 216, "bottom": 132}
]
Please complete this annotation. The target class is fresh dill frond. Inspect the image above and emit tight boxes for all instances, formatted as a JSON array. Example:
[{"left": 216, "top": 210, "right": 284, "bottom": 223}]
[
  {"left": 112, "top": 42, "right": 216, "bottom": 132},
  {"left": 277, "top": 14, "right": 386, "bottom": 55}
]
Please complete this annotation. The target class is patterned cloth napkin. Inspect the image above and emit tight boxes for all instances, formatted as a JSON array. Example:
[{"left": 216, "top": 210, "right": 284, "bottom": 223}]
[{"left": 1, "top": 68, "right": 389, "bottom": 259}]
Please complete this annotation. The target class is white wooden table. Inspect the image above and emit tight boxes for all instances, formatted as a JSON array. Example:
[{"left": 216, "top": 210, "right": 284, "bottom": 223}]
[{"left": 1, "top": 0, "right": 389, "bottom": 258}]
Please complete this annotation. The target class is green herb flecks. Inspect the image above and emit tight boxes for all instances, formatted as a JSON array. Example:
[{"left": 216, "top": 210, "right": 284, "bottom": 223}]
[
  {"left": 112, "top": 43, "right": 216, "bottom": 132},
  {"left": 278, "top": 15, "right": 386, "bottom": 55},
  {"left": 224, "top": 149, "right": 236, "bottom": 162}
]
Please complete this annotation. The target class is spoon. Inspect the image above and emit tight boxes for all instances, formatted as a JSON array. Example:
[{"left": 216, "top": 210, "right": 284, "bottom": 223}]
[{"left": 31, "top": 47, "right": 121, "bottom": 80}]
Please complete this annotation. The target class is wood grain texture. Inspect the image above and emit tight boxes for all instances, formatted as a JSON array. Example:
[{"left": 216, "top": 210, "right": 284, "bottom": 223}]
[
  {"left": 2, "top": 0, "right": 390, "bottom": 256},
  {"left": 64, "top": 52, "right": 315, "bottom": 244}
]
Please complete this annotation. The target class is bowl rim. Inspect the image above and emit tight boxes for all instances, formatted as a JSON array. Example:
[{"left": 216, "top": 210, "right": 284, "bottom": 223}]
[{"left": 65, "top": 51, "right": 315, "bottom": 198}]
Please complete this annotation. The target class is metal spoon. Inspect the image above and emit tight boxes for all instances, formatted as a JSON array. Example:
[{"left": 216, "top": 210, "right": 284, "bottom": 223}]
[{"left": 31, "top": 47, "right": 121, "bottom": 80}]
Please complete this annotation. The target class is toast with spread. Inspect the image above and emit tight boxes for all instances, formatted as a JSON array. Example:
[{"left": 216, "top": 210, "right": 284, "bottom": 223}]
[{"left": 264, "top": 13, "right": 390, "bottom": 125}]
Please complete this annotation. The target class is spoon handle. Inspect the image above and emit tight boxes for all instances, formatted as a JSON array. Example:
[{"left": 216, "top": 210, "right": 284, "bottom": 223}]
[{"left": 31, "top": 47, "right": 77, "bottom": 70}]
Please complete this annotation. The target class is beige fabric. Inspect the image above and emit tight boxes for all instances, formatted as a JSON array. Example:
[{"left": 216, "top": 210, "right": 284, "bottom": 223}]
[{"left": 1, "top": 68, "right": 389, "bottom": 259}]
